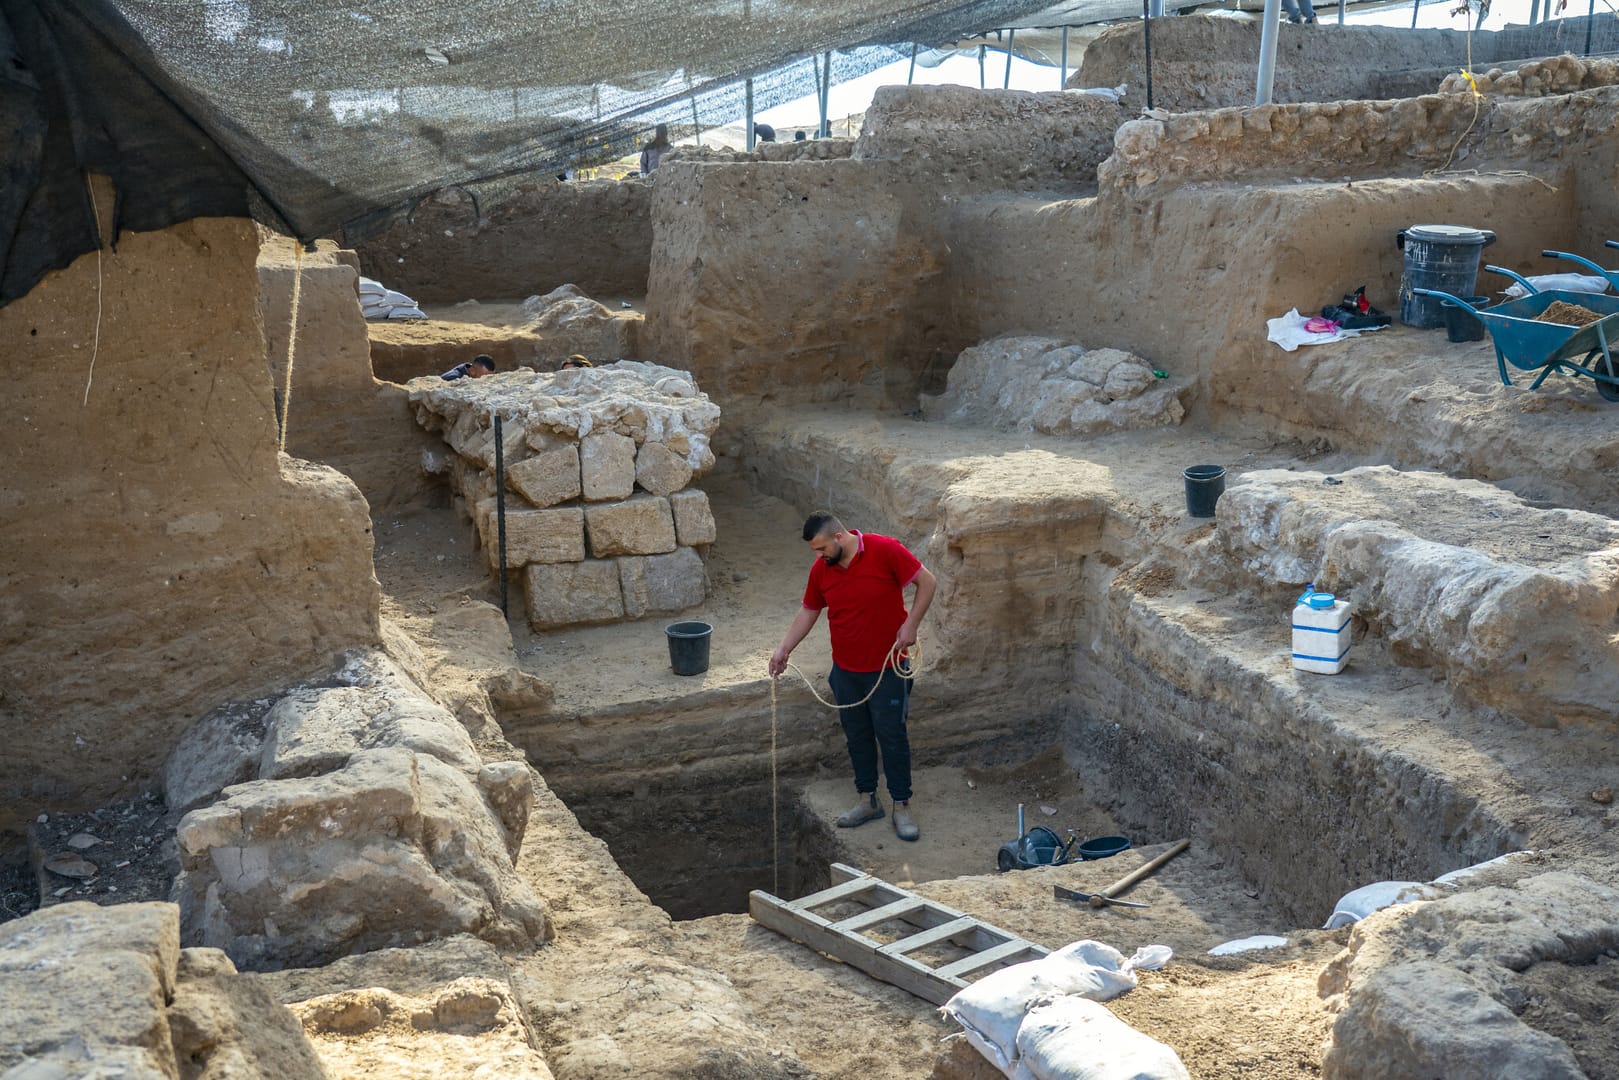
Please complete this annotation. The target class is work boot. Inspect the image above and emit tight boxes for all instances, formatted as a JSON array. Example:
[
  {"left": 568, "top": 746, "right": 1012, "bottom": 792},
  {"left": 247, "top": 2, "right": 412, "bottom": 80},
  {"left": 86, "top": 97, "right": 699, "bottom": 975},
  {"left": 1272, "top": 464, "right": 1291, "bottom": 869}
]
[
  {"left": 836, "top": 792, "right": 884, "bottom": 828},
  {"left": 892, "top": 801, "right": 920, "bottom": 842}
]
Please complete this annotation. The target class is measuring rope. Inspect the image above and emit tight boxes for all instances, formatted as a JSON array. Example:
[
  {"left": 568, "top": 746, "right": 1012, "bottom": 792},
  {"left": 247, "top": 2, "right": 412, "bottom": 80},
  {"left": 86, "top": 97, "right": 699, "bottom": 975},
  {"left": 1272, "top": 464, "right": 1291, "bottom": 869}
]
[{"left": 766, "top": 642, "right": 922, "bottom": 894}]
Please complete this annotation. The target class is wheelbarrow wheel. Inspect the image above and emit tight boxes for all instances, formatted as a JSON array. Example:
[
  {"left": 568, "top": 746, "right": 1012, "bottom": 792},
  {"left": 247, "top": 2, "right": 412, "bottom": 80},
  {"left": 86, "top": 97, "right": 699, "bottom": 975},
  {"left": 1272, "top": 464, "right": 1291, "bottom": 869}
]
[
  {"left": 997, "top": 847, "right": 1018, "bottom": 873},
  {"left": 1596, "top": 372, "right": 1619, "bottom": 403}
]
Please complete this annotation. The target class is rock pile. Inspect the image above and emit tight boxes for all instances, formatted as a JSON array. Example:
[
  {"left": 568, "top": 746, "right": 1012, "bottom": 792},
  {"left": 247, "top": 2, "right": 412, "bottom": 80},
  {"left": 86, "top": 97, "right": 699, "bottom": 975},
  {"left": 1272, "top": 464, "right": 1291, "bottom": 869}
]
[
  {"left": 1439, "top": 54, "right": 1619, "bottom": 97},
  {"left": 921, "top": 335, "right": 1184, "bottom": 435},
  {"left": 166, "top": 651, "right": 550, "bottom": 971},
  {"left": 410, "top": 361, "right": 721, "bottom": 629}
]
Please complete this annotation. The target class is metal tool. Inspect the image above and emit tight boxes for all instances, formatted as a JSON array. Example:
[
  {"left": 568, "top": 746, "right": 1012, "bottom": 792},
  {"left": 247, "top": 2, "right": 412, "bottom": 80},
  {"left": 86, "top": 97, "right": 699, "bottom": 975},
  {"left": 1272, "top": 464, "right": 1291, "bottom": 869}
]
[
  {"left": 1053, "top": 839, "right": 1190, "bottom": 909},
  {"left": 997, "top": 803, "right": 1077, "bottom": 872}
]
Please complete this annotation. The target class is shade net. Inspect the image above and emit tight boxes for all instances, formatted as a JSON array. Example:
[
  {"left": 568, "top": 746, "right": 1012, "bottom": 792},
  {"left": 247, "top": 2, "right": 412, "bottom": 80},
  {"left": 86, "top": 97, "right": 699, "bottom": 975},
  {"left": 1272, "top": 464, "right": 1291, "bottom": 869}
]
[{"left": 0, "top": 0, "right": 1059, "bottom": 306}]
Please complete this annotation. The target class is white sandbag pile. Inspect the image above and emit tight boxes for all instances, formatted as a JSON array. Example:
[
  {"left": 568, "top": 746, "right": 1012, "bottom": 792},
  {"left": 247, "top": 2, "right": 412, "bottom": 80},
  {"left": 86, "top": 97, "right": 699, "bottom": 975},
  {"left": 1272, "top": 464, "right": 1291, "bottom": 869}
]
[
  {"left": 409, "top": 361, "right": 721, "bottom": 630},
  {"left": 940, "top": 940, "right": 1185, "bottom": 1079},
  {"left": 359, "top": 275, "right": 428, "bottom": 319}
]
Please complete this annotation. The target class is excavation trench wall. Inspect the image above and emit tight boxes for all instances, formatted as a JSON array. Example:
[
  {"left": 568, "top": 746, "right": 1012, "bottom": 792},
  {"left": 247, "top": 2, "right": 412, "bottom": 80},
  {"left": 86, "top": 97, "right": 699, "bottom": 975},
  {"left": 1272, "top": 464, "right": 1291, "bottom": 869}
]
[
  {"left": 349, "top": 178, "right": 653, "bottom": 303},
  {"left": 0, "top": 210, "right": 381, "bottom": 826},
  {"left": 1078, "top": 15, "right": 1619, "bottom": 110}
]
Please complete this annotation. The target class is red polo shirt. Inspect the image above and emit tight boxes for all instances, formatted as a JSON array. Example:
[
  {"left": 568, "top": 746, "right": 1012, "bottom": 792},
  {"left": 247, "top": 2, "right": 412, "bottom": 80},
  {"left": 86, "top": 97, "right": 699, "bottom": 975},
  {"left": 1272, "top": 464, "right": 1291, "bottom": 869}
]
[{"left": 802, "top": 531, "right": 923, "bottom": 673}]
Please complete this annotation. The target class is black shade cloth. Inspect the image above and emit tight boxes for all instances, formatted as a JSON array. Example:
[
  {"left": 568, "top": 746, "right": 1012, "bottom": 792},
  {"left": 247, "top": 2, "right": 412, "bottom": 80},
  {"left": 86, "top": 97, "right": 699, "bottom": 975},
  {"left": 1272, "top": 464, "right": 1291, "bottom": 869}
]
[{"left": 0, "top": 0, "right": 1057, "bottom": 307}]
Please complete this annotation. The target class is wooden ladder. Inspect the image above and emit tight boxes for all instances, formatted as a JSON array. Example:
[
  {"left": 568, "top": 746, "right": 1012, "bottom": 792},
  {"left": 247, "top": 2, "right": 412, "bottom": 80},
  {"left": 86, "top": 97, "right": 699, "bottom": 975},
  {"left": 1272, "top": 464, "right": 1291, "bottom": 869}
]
[{"left": 748, "top": 862, "right": 1048, "bottom": 1005}]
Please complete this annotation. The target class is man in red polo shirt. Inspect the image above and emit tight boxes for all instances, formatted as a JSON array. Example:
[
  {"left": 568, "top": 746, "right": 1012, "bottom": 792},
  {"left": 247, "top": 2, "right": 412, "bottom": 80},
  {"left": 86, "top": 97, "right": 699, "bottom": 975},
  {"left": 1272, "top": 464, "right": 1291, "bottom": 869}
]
[{"left": 769, "top": 511, "right": 937, "bottom": 841}]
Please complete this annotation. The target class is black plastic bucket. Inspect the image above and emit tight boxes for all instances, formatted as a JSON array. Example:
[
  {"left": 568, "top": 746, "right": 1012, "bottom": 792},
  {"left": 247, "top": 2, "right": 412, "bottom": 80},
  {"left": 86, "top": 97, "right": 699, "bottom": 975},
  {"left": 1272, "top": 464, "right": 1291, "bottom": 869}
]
[
  {"left": 1442, "top": 296, "right": 1489, "bottom": 343},
  {"left": 1397, "top": 225, "right": 1496, "bottom": 329},
  {"left": 665, "top": 621, "right": 713, "bottom": 676},
  {"left": 1184, "top": 465, "right": 1226, "bottom": 518}
]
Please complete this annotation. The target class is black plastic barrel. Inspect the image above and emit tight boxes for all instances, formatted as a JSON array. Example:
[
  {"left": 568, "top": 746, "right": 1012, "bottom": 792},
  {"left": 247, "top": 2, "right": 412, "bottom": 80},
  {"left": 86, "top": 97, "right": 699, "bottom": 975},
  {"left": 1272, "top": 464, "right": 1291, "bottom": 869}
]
[
  {"left": 1184, "top": 465, "right": 1226, "bottom": 518},
  {"left": 1397, "top": 225, "right": 1496, "bottom": 329},
  {"left": 665, "top": 621, "right": 713, "bottom": 676},
  {"left": 1442, "top": 297, "right": 1489, "bottom": 343}
]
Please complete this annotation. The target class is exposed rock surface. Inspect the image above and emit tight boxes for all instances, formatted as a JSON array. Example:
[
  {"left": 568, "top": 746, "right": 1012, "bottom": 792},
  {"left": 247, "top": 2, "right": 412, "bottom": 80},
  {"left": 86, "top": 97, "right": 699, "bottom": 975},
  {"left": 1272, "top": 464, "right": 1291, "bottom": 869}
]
[
  {"left": 922, "top": 335, "right": 1185, "bottom": 434},
  {"left": 0, "top": 903, "right": 322, "bottom": 1079},
  {"left": 168, "top": 652, "right": 548, "bottom": 970},
  {"left": 1440, "top": 53, "right": 1619, "bottom": 96},
  {"left": 1321, "top": 871, "right": 1619, "bottom": 1079},
  {"left": 1211, "top": 466, "right": 1619, "bottom": 727}
]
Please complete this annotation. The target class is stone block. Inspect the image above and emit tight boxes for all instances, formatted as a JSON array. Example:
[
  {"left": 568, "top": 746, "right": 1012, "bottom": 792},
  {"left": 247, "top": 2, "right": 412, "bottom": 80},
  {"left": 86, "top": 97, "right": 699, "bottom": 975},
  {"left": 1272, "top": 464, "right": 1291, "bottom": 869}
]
[
  {"left": 488, "top": 507, "right": 585, "bottom": 568},
  {"left": 585, "top": 495, "right": 676, "bottom": 557},
  {"left": 669, "top": 489, "right": 717, "bottom": 546},
  {"left": 580, "top": 432, "right": 635, "bottom": 501},
  {"left": 506, "top": 444, "right": 581, "bottom": 508},
  {"left": 524, "top": 560, "right": 624, "bottom": 628},
  {"left": 619, "top": 548, "right": 707, "bottom": 618},
  {"left": 634, "top": 441, "right": 693, "bottom": 497},
  {"left": 259, "top": 679, "right": 482, "bottom": 782}
]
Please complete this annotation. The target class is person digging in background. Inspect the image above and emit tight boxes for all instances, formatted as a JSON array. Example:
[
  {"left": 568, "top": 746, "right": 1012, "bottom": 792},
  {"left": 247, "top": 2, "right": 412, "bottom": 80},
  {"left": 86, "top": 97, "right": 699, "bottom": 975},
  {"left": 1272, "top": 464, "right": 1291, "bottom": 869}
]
[
  {"left": 441, "top": 354, "right": 496, "bottom": 380},
  {"left": 769, "top": 512, "right": 937, "bottom": 841},
  {"left": 639, "top": 123, "right": 673, "bottom": 176},
  {"left": 560, "top": 354, "right": 593, "bottom": 369}
]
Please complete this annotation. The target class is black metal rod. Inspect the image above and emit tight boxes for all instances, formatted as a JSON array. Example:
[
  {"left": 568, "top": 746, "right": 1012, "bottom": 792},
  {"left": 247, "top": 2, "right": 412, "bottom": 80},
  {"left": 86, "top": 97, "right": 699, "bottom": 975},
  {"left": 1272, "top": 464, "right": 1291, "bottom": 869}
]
[
  {"left": 1585, "top": 0, "right": 1596, "bottom": 54},
  {"left": 1143, "top": 0, "right": 1154, "bottom": 111},
  {"left": 495, "top": 415, "right": 509, "bottom": 617}
]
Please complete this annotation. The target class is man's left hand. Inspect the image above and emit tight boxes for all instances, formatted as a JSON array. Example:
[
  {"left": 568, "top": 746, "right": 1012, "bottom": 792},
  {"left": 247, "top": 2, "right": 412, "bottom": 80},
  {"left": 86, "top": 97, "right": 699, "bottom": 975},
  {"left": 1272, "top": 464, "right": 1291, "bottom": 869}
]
[{"left": 895, "top": 621, "right": 918, "bottom": 650}]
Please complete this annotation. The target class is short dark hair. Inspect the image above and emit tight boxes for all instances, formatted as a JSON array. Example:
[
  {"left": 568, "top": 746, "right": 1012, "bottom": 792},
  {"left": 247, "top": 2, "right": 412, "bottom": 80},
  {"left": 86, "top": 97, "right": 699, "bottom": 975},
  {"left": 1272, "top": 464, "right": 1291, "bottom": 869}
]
[
  {"left": 802, "top": 511, "right": 844, "bottom": 542},
  {"left": 473, "top": 354, "right": 496, "bottom": 371}
]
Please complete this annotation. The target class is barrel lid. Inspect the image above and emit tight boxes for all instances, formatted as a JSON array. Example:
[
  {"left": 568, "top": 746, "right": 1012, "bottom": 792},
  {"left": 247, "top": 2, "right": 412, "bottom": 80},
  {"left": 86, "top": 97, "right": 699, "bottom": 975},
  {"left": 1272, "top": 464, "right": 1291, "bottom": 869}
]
[{"left": 1404, "top": 224, "right": 1490, "bottom": 244}]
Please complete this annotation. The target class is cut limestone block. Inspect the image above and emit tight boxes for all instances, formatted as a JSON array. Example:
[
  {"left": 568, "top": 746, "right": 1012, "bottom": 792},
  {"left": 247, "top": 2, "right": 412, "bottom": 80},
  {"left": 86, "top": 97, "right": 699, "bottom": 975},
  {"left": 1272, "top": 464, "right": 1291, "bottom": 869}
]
[
  {"left": 488, "top": 507, "right": 585, "bottom": 568},
  {"left": 669, "top": 489, "right": 717, "bottom": 547},
  {"left": 585, "top": 495, "right": 676, "bottom": 557},
  {"left": 635, "top": 441, "right": 694, "bottom": 497},
  {"left": 506, "top": 444, "right": 581, "bottom": 508},
  {"left": 524, "top": 560, "right": 624, "bottom": 628},
  {"left": 619, "top": 548, "right": 707, "bottom": 618},
  {"left": 580, "top": 432, "right": 635, "bottom": 501}
]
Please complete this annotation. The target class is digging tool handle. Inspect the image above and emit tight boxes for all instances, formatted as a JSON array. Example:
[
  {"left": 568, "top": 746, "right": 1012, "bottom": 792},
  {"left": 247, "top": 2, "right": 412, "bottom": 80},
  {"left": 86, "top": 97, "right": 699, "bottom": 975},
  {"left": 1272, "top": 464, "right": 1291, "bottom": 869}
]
[{"left": 1089, "top": 839, "right": 1190, "bottom": 908}]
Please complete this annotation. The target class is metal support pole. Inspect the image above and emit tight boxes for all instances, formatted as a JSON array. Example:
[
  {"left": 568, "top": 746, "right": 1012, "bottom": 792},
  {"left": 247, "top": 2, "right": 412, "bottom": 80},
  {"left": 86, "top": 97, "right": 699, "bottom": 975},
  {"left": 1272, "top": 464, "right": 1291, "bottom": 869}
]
[
  {"left": 745, "top": 78, "right": 754, "bottom": 150},
  {"left": 1060, "top": 26, "right": 1069, "bottom": 88},
  {"left": 978, "top": 43, "right": 986, "bottom": 88},
  {"left": 1585, "top": 0, "right": 1596, "bottom": 53},
  {"left": 1150, "top": 0, "right": 1164, "bottom": 15},
  {"left": 1338, "top": 0, "right": 1346, "bottom": 24},
  {"left": 818, "top": 50, "right": 831, "bottom": 137},
  {"left": 1143, "top": 0, "right": 1155, "bottom": 110},
  {"left": 908, "top": 41, "right": 917, "bottom": 84},
  {"left": 494, "top": 415, "right": 509, "bottom": 617},
  {"left": 1255, "top": 0, "right": 1282, "bottom": 105},
  {"left": 1411, "top": 0, "right": 1420, "bottom": 29},
  {"left": 691, "top": 95, "right": 702, "bottom": 146},
  {"left": 1003, "top": 29, "right": 1014, "bottom": 88},
  {"left": 1528, "top": 0, "right": 1539, "bottom": 23}
]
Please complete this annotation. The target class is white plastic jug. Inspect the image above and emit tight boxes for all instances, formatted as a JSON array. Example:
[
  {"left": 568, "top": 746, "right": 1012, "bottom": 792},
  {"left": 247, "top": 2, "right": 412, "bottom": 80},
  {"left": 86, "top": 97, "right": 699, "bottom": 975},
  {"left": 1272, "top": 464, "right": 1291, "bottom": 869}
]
[{"left": 1292, "top": 584, "right": 1351, "bottom": 674}]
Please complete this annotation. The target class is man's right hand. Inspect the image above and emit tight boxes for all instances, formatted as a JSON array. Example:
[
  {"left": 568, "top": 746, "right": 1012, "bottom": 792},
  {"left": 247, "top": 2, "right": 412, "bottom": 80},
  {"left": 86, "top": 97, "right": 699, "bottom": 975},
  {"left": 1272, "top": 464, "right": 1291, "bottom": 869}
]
[{"left": 768, "top": 646, "right": 790, "bottom": 678}]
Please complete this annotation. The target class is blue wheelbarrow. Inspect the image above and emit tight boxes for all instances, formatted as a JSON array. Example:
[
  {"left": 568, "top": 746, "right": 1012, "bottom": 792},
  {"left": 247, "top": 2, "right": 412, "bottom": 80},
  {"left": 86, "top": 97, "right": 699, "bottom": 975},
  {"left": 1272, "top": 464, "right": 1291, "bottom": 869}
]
[
  {"left": 1413, "top": 264, "right": 1619, "bottom": 403},
  {"left": 1538, "top": 241, "right": 1619, "bottom": 291}
]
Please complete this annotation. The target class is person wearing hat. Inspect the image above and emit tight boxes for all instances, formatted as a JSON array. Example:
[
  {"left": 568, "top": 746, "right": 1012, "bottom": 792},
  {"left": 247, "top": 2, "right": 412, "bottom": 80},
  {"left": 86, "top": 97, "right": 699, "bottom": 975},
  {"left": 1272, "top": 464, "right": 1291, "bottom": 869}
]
[{"left": 560, "top": 355, "right": 593, "bottom": 370}]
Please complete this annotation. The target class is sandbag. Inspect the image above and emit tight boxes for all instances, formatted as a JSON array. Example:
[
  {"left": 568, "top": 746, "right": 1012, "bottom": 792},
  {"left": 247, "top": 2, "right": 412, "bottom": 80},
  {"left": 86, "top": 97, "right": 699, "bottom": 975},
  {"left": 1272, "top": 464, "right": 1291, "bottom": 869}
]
[
  {"left": 940, "top": 941, "right": 1171, "bottom": 1075},
  {"left": 1323, "top": 881, "right": 1439, "bottom": 929},
  {"left": 1011, "top": 997, "right": 1191, "bottom": 1080}
]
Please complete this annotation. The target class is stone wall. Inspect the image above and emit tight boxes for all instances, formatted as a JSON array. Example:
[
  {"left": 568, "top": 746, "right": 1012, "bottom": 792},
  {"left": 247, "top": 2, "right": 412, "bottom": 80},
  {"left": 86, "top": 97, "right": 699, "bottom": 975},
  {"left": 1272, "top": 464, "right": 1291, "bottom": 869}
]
[
  {"left": 0, "top": 211, "right": 380, "bottom": 826},
  {"left": 259, "top": 239, "right": 440, "bottom": 513},
  {"left": 1076, "top": 15, "right": 1619, "bottom": 111},
  {"left": 350, "top": 178, "right": 653, "bottom": 303},
  {"left": 410, "top": 363, "right": 719, "bottom": 629},
  {"left": 853, "top": 85, "right": 1125, "bottom": 194},
  {"left": 1098, "top": 87, "right": 1619, "bottom": 195}
]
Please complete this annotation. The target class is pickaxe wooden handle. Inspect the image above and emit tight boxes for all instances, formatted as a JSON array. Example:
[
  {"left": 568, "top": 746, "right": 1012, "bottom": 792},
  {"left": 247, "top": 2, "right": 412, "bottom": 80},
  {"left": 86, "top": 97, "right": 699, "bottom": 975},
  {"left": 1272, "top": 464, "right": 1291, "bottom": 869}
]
[{"left": 1089, "top": 839, "right": 1189, "bottom": 908}]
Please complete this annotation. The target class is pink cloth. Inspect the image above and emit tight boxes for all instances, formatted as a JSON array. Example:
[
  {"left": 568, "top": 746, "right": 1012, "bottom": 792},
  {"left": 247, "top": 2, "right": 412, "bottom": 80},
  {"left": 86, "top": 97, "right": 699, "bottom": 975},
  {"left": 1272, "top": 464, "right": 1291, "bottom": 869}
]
[{"left": 1304, "top": 316, "right": 1340, "bottom": 334}]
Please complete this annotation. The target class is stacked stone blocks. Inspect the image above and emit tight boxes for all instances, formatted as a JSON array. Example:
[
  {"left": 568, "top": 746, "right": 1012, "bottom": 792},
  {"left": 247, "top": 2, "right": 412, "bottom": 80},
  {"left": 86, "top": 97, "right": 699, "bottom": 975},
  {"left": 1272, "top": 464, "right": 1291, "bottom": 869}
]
[{"left": 411, "top": 362, "right": 720, "bottom": 630}]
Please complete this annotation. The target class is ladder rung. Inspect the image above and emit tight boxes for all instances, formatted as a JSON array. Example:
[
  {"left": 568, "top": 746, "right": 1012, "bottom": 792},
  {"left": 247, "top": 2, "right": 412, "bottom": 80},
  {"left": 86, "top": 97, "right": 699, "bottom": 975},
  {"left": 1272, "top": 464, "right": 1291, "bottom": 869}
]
[
  {"left": 877, "top": 916, "right": 980, "bottom": 956},
  {"left": 830, "top": 897, "right": 927, "bottom": 934},
  {"left": 788, "top": 876, "right": 883, "bottom": 911},
  {"left": 934, "top": 939, "right": 1041, "bottom": 980}
]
